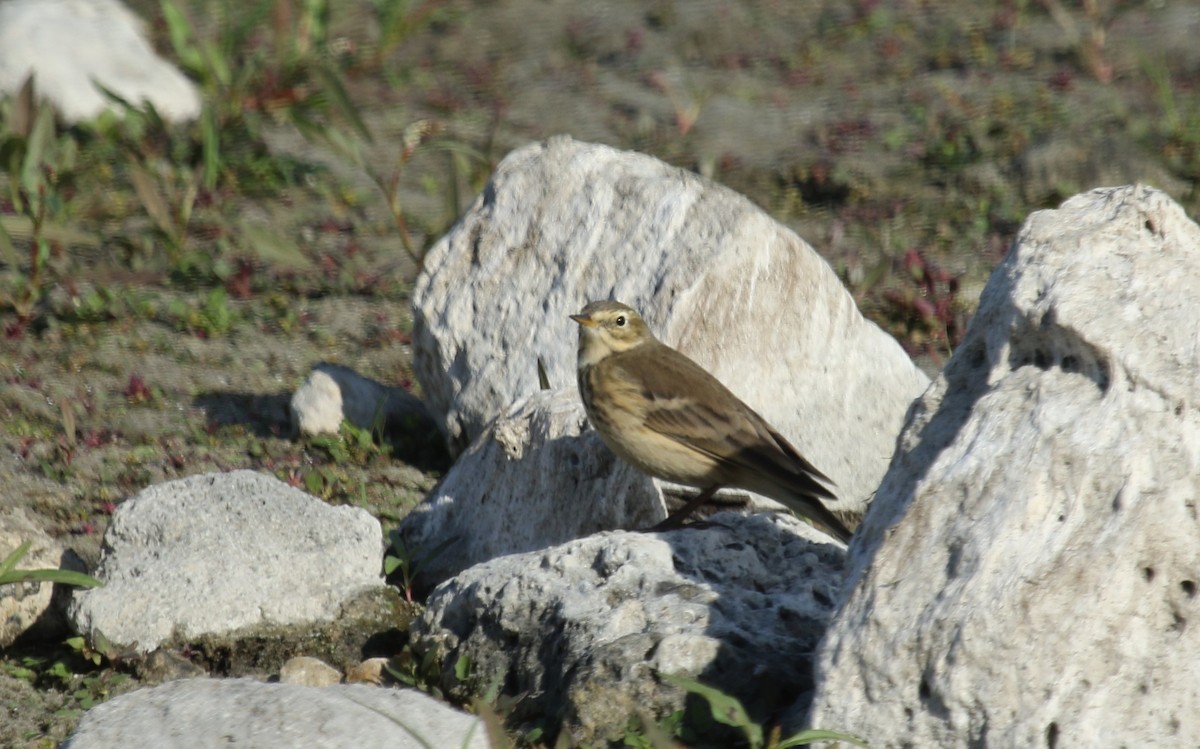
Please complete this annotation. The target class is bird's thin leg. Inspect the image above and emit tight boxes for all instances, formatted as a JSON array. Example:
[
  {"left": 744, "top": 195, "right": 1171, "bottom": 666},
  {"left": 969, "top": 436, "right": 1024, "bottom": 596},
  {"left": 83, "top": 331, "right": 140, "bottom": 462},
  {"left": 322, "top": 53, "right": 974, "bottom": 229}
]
[{"left": 643, "top": 485, "right": 720, "bottom": 532}]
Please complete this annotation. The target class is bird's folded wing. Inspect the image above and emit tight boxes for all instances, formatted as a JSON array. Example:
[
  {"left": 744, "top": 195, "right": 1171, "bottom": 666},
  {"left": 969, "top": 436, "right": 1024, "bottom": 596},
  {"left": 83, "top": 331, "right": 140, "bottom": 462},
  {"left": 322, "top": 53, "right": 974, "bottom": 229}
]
[
  {"left": 640, "top": 392, "right": 746, "bottom": 459},
  {"left": 632, "top": 371, "right": 833, "bottom": 495}
]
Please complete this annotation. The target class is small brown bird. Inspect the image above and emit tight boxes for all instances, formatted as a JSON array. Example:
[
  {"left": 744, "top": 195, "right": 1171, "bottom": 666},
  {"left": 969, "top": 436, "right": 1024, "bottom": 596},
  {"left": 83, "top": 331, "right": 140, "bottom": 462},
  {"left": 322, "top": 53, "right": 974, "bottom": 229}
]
[{"left": 570, "top": 300, "right": 852, "bottom": 543}]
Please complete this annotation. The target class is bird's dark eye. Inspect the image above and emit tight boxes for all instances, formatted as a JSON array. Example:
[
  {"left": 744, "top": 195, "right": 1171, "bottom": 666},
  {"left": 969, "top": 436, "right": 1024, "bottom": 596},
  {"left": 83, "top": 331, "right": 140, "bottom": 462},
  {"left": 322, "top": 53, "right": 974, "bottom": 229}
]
[{"left": 615, "top": 315, "right": 626, "bottom": 327}]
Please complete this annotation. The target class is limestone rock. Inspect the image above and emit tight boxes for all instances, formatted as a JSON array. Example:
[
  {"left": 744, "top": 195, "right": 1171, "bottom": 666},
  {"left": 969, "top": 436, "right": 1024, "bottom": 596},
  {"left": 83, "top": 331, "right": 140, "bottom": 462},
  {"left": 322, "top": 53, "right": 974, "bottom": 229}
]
[
  {"left": 290, "top": 362, "right": 434, "bottom": 437},
  {"left": 291, "top": 365, "right": 353, "bottom": 435},
  {"left": 0, "top": 507, "right": 69, "bottom": 646},
  {"left": 69, "top": 470, "right": 384, "bottom": 652},
  {"left": 279, "top": 656, "right": 341, "bottom": 687},
  {"left": 0, "top": 0, "right": 201, "bottom": 123},
  {"left": 394, "top": 389, "right": 663, "bottom": 592},
  {"left": 346, "top": 657, "right": 390, "bottom": 685},
  {"left": 62, "top": 678, "right": 489, "bottom": 749},
  {"left": 413, "top": 136, "right": 929, "bottom": 515},
  {"left": 810, "top": 185, "right": 1200, "bottom": 746},
  {"left": 412, "top": 513, "right": 845, "bottom": 746}
]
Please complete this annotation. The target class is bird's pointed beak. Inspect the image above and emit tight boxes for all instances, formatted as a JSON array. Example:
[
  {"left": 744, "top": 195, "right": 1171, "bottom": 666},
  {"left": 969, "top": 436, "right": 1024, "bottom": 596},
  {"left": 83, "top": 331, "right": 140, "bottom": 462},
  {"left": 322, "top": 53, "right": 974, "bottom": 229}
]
[{"left": 570, "top": 313, "right": 596, "bottom": 328}]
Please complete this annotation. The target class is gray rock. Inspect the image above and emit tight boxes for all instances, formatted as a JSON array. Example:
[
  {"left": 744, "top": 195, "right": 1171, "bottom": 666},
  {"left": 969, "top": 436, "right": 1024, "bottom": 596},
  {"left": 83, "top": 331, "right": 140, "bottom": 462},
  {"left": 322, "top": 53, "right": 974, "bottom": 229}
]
[
  {"left": 346, "top": 656, "right": 391, "bottom": 685},
  {"left": 0, "top": 0, "right": 201, "bottom": 123},
  {"left": 0, "top": 507, "right": 69, "bottom": 646},
  {"left": 69, "top": 470, "right": 384, "bottom": 652},
  {"left": 413, "top": 136, "right": 929, "bottom": 515},
  {"left": 810, "top": 185, "right": 1200, "bottom": 746},
  {"left": 395, "top": 389, "right": 663, "bottom": 592},
  {"left": 62, "top": 678, "right": 489, "bottom": 749},
  {"left": 291, "top": 364, "right": 362, "bottom": 436},
  {"left": 290, "top": 362, "right": 433, "bottom": 437},
  {"left": 278, "top": 656, "right": 342, "bottom": 687},
  {"left": 412, "top": 513, "right": 846, "bottom": 746}
]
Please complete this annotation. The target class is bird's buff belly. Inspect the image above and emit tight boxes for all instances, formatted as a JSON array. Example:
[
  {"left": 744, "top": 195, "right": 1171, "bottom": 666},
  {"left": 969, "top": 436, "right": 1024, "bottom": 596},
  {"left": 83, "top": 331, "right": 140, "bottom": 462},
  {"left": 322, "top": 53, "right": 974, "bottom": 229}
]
[{"left": 591, "top": 414, "right": 722, "bottom": 488}]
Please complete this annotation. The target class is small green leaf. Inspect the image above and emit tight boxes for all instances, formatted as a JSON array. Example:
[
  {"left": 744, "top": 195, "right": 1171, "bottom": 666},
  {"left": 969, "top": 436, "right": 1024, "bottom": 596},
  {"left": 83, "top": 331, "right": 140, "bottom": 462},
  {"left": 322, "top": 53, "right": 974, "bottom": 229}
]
[
  {"left": 92, "top": 630, "right": 117, "bottom": 659},
  {"left": 453, "top": 654, "right": 471, "bottom": 681},
  {"left": 663, "top": 673, "right": 762, "bottom": 746},
  {"left": 200, "top": 39, "right": 231, "bottom": 87},
  {"left": 34, "top": 237, "right": 51, "bottom": 269},
  {"left": 303, "top": 469, "right": 325, "bottom": 495},
  {"left": 129, "top": 167, "right": 174, "bottom": 236},
  {"left": 21, "top": 100, "right": 57, "bottom": 189},
  {"left": 383, "top": 555, "right": 402, "bottom": 575}
]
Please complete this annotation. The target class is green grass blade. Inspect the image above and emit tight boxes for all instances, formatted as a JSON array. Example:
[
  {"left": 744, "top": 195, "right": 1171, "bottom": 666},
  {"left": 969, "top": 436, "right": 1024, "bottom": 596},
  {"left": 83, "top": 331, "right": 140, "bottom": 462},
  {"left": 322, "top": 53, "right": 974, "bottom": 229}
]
[
  {"left": 0, "top": 211, "right": 18, "bottom": 266},
  {"left": 777, "top": 728, "right": 869, "bottom": 747},
  {"left": 160, "top": 0, "right": 204, "bottom": 73},
  {"left": 312, "top": 62, "right": 373, "bottom": 143},
  {"left": 2, "top": 568, "right": 103, "bottom": 588},
  {"left": 202, "top": 106, "right": 220, "bottom": 191},
  {"left": 0, "top": 541, "right": 32, "bottom": 577}
]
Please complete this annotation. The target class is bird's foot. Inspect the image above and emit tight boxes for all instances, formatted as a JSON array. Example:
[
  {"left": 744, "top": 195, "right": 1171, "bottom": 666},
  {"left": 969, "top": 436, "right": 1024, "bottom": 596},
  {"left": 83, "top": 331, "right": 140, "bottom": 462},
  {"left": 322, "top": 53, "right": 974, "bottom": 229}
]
[{"left": 640, "top": 485, "right": 721, "bottom": 532}]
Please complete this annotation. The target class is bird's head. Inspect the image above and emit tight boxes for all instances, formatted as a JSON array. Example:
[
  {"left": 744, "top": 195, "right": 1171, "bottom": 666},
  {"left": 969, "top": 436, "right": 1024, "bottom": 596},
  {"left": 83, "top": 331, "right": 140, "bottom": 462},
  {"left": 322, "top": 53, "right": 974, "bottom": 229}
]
[{"left": 570, "top": 300, "right": 654, "bottom": 363}]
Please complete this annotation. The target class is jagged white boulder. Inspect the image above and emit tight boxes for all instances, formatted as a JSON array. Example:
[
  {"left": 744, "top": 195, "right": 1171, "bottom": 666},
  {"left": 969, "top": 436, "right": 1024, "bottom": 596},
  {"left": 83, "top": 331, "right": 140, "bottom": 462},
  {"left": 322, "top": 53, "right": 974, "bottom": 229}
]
[
  {"left": 810, "top": 185, "right": 1200, "bottom": 746},
  {"left": 0, "top": 0, "right": 201, "bottom": 123},
  {"left": 69, "top": 471, "right": 384, "bottom": 652},
  {"left": 413, "top": 136, "right": 928, "bottom": 515},
  {"left": 62, "top": 679, "right": 488, "bottom": 749},
  {"left": 412, "top": 513, "right": 846, "bottom": 746}
]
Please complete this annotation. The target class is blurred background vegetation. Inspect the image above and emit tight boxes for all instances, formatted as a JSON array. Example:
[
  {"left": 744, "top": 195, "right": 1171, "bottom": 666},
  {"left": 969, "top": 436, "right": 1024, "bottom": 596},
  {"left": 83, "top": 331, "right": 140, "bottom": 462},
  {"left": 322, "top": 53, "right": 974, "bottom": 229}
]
[{"left": 2, "top": 0, "right": 1196, "bottom": 357}]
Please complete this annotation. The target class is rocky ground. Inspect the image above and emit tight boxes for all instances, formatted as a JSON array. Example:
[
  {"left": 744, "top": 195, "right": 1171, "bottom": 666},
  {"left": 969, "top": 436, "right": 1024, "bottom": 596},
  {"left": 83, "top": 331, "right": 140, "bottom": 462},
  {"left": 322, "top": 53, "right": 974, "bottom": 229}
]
[{"left": 1, "top": 0, "right": 1198, "bottom": 745}]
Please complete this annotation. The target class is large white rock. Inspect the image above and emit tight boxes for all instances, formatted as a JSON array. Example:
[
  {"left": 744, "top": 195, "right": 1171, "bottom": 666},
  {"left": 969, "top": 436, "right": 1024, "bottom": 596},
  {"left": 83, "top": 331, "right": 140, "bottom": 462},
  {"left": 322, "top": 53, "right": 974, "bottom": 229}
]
[
  {"left": 810, "top": 185, "right": 1200, "bottom": 746},
  {"left": 412, "top": 513, "right": 845, "bottom": 746},
  {"left": 62, "top": 679, "right": 488, "bottom": 749},
  {"left": 413, "top": 136, "right": 929, "bottom": 514},
  {"left": 0, "top": 0, "right": 201, "bottom": 123},
  {"left": 69, "top": 471, "right": 384, "bottom": 652}
]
